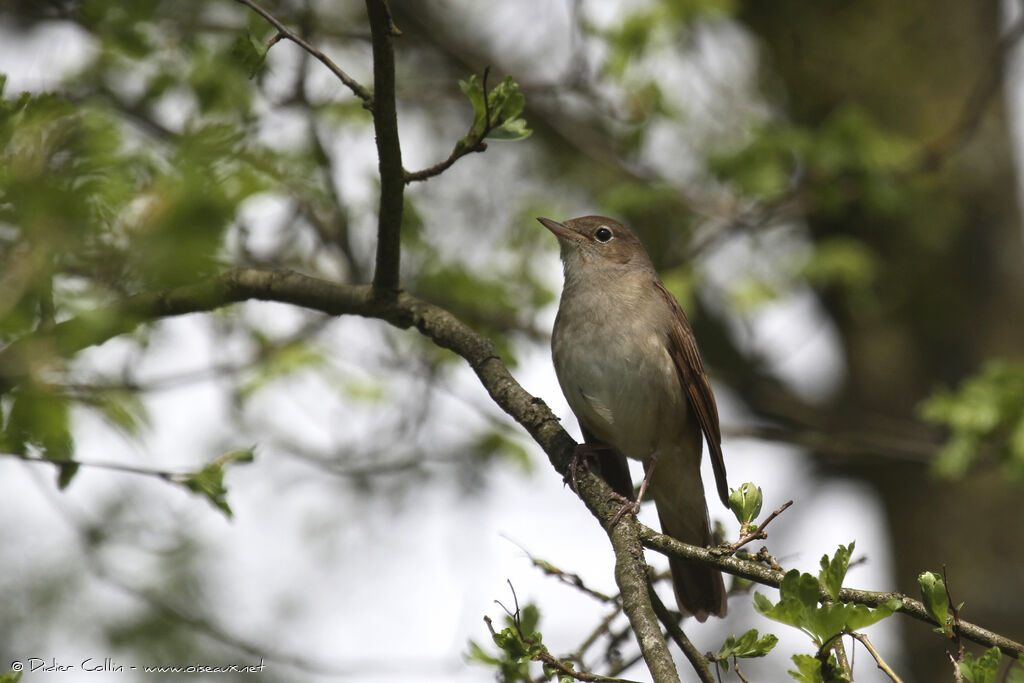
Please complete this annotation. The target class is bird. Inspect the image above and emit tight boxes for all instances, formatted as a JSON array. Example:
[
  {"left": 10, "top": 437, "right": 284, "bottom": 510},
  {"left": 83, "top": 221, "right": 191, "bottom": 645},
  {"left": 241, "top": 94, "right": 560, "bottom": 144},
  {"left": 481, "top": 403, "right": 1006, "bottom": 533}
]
[{"left": 538, "top": 215, "right": 728, "bottom": 621}]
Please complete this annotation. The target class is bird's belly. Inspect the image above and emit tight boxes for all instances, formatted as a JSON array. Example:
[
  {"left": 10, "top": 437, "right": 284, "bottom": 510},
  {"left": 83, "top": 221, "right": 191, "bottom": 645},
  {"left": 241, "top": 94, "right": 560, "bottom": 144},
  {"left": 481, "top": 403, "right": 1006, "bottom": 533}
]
[{"left": 554, "top": 325, "right": 685, "bottom": 463}]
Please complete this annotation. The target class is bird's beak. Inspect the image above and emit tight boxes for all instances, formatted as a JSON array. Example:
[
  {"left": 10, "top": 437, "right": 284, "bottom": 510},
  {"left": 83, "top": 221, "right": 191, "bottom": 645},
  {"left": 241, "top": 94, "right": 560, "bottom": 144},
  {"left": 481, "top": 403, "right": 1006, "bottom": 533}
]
[{"left": 536, "top": 217, "right": 578, "bottom": 242}]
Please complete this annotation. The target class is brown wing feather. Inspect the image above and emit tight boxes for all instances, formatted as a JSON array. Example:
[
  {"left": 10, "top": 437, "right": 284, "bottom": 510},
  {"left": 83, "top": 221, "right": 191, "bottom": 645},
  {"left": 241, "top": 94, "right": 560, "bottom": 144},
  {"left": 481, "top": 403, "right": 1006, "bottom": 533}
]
[{"left": 653, "top": 280, "right": 729, "bottom": 506}]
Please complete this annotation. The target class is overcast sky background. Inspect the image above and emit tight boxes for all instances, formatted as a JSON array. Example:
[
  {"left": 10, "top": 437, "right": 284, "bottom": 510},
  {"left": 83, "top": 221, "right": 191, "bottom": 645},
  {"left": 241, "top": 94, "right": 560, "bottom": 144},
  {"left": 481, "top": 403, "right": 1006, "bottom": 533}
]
[{"left": 5, "top": 2, "right": 1024, "bottom": 681}]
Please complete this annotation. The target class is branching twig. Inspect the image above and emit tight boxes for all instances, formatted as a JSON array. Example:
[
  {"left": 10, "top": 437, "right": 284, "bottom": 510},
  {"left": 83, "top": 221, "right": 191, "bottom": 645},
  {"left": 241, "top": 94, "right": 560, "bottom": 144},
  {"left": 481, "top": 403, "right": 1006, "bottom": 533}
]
[
  {"left": 404, "top": 67, "right": 509, "bottom": 183},
  {"left": 487, "top": 583, "right": 643, "bottom": 683},
  {"left": 723, "top": 499, "right": 793, "bottom": 554},
  {"left": 232, "top": 0, "right": 373, "bottom": 105},
  {"left": 507, "top": 535, "right": 620, "bottom": 604},
  {"left": 848, "top": 632, "right": 903, "bottom": 683}
]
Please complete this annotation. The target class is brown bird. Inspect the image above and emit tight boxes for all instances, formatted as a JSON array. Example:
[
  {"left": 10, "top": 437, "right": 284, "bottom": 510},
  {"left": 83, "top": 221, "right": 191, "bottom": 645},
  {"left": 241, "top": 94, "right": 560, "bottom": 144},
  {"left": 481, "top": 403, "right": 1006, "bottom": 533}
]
[{"left": 538, "top": 215, "right": 728, "bottom": 621}]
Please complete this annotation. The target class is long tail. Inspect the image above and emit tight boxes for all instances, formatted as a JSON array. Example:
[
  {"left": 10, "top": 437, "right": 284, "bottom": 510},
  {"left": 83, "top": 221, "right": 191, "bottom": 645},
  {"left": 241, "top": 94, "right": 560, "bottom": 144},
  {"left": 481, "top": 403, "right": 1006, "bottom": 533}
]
[{"left": 647, "top": 451, "right": 726, "bottom": 621}]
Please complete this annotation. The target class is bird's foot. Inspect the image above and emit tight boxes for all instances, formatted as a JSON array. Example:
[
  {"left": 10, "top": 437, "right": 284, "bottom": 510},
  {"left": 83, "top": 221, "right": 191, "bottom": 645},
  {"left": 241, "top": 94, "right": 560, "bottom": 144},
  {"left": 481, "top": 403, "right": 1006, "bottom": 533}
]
[
  {"left": 609, "top": 492, "right": 640, "bottom": 527},
  {"left": 564, "top": 442, "right": 597, "bottom": 492}
]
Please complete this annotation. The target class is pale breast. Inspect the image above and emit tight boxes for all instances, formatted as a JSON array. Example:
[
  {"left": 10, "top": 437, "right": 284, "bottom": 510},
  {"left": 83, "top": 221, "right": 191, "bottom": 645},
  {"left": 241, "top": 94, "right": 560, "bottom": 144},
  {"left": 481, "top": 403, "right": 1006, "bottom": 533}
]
[{"left": 552, "top": 274, "right": 690, "bottom": 462}]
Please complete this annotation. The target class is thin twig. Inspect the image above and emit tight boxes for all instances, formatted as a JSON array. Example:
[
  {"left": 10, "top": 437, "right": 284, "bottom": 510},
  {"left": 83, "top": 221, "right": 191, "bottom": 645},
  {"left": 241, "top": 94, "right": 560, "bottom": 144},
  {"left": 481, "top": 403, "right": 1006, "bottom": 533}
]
[
  {"left": 944, "top": 565, "right": 965, "bottom": 661},
  {"left": 488, "top": 584, "right": 643, "bottom": 683},
  {"left": 848, "top": 632, "right": 904, "bottom": 683},
  {"left": 571, "top": 608, "right": 623, "bottom": 666},
  {"left": 723, "top": 500, "right": 793, "bottom": 554},
  {"left": 232, "top": 0, "right": 373, "bottom": 105},
  {"left": 405, "top": 66, "right": 514, "bottom": 183},
  {"left": 505, "top": 535, "right": 620, "bottom": 603},
  {"left": 647, "top": 588, "right": 715, "bottom": 683},
  {"left": 9, "top": 451, "right": 178, "bottom": 481}
]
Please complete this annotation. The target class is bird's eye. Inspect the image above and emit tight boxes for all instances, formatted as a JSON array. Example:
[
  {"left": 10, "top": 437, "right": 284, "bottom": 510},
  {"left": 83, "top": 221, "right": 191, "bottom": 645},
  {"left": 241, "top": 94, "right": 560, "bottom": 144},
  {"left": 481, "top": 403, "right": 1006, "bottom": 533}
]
[{"left": 595, "top": 227, "right": 613, "bottom": 242}]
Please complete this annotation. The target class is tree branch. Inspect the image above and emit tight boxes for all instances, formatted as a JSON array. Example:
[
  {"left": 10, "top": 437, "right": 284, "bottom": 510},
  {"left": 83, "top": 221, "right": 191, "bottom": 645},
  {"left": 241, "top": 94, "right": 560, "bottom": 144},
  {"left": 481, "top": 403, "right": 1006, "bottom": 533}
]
[
  {"left": 4, "top": 265, "right": 1022, "bottom": 673},
  {"left": 648, "top": 588, "right": 714, "bottom": 683},
  {"left": 639, "top": 528, "right": 1024, "bottom": 659},
  {"left": 232, "top": 0, "right": 372, "bottom": 105},
  {"left": 365, "top": 0, "right": 405, "bottom": 293}
]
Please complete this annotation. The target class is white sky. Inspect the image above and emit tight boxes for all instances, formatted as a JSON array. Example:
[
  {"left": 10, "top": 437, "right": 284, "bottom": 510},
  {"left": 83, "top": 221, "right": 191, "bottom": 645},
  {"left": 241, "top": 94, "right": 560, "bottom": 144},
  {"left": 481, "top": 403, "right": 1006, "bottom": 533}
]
[{"left": 12, "top": 1, "right": 1024, "bottom": 680}]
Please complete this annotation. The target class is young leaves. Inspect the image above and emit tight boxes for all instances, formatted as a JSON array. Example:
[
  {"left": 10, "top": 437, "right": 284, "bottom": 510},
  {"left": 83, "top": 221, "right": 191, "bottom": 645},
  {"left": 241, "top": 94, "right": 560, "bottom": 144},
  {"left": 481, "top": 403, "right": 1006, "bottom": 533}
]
[
  {"left": 918, "top": 360, "right": 1024, "bottom": 480},
  {"left": 754, "top": 544, "right": 901, "bottom": 647},
  {"left": 467, "top": 603, "right": 546, "bottom": 683},
  {"left": 958, "top": 647, "right": 1002, "bottom": 683},
  {"left": 918, "top": 570, "right": 953, "bottom": 635},
  {"left": 728, "top": 482, "right": 763, "bottom": 532},
  {"left": 456, "top": 73, "right": 532, "bottom": 151},
  {"left": 714, "top": 629, "right": 779, "bottom": 672}
]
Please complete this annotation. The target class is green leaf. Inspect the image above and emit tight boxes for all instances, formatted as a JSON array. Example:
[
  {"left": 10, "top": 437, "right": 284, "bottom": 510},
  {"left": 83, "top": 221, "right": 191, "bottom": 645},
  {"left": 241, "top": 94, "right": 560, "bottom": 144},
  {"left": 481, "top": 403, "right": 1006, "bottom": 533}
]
[
  {"left": 183, "top": 463, "right": 232, "bottom": 518},
  {"left": 456, "top": 74, "right": 532, "bottom": 149},
  {"left": 918, "top": 571, "right": 951, "bottom": 634},
  {"left": 715, "top": 629, "right": 779, "bottom": 670},
  {"left": 229, "top": 32, "right": 267, "bottom": 78},
  {"left": 960, "top": 647, "right": 1003, "bottom": 683},
  {"left": 818, "top": 542, "right": 855, "bottom": 601},
  {"left": 728, "top": 482, "right": 763, "bottom": 527},
  {"left": 182, "top": 448, "right": 254, "bottom": 518},
  {"left": 789, "top": 654, "right": 824, "bottom": 683},
  {"left": 1, "top": 671, "right": 23, "bottom": 683},
  {"left": 4, "top": 389, "right": 77, "bottom": 488},
  {"left": 1007, "top": 658, "right": 1024, "bottom": 683}
]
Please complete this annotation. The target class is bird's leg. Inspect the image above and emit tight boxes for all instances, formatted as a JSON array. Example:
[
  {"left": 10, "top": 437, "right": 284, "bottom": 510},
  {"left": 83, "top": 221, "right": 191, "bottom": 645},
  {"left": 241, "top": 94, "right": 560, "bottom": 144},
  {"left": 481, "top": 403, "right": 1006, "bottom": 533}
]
[
  {"left": 610, "top": 455, "right": 657, "bottom": 526},
  {"left": 565, "top": 442, "right": 599, "bottom": 492}
]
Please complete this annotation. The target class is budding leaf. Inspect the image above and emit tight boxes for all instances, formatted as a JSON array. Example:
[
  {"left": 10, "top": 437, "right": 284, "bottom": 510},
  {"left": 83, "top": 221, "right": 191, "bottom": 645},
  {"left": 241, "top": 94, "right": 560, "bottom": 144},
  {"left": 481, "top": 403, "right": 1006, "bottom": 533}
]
[
  {"left": 918, "top": 571, "right": 951, "bottom": 634},
  {"left": 960, "top": 647, "right": 1002, "bottom": 683},
  {"left": 728, "top": 482, "right": 763, "bottom": 528}
]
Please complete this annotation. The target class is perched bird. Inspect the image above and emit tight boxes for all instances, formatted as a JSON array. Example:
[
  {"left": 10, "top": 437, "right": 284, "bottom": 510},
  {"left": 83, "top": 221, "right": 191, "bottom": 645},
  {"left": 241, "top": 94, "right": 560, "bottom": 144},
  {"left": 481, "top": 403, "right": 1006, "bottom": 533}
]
[{"left": 538, "top": 215, "right": 728, "bottom": 621}]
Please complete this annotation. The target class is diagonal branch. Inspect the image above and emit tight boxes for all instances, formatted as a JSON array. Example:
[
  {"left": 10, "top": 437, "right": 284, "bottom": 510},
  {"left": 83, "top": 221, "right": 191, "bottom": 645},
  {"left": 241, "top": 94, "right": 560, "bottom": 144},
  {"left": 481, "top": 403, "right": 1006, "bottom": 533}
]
[
  {"left": 4, "top": 266, "right": 1022, "bottom": 673},
  {"left": 233, "top": 0, "right": 373, "bottom": 105},
  {"left": 365, "top": 0, "right": 405, "bottom": 293},
  {"left": 0, "top": 265, "right": 679, "bottom": 681}
]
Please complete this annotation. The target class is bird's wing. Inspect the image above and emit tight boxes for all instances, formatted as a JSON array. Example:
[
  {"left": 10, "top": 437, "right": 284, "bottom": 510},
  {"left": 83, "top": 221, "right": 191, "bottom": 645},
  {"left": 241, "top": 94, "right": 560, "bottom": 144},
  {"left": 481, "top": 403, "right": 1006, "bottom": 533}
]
[{"left": 654, "top": 279, "right": 729, "bottom": 506}]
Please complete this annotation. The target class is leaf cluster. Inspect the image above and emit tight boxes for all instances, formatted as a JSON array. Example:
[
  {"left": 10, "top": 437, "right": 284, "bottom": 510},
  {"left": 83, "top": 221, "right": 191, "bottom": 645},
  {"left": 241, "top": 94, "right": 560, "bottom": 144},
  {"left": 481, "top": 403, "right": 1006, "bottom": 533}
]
[
  {"left": 456, "top": 73, "right": 532, "bottom": 151},
  {"left": 918, "top": 360, "right": 1024, "bottom": 481},
  {"left": 754, "top": 542, "right": 901, "bottom": 682}
]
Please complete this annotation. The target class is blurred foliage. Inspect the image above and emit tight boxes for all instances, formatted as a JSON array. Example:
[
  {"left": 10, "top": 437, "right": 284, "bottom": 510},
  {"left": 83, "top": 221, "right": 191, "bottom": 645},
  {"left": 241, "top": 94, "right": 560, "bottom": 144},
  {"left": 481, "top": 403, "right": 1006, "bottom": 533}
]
[
  {"left": 709, "top": 107, "right": 917, "bottom": 214},
  {"left": 595, "top": 0, "right": 736, "bottom": 77},
  {"left": 2, "top": 0, "right": 1023, "bottom": 680},
  {"left": 918, "top": 360, "right": 1024, "bottom": 481}
]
